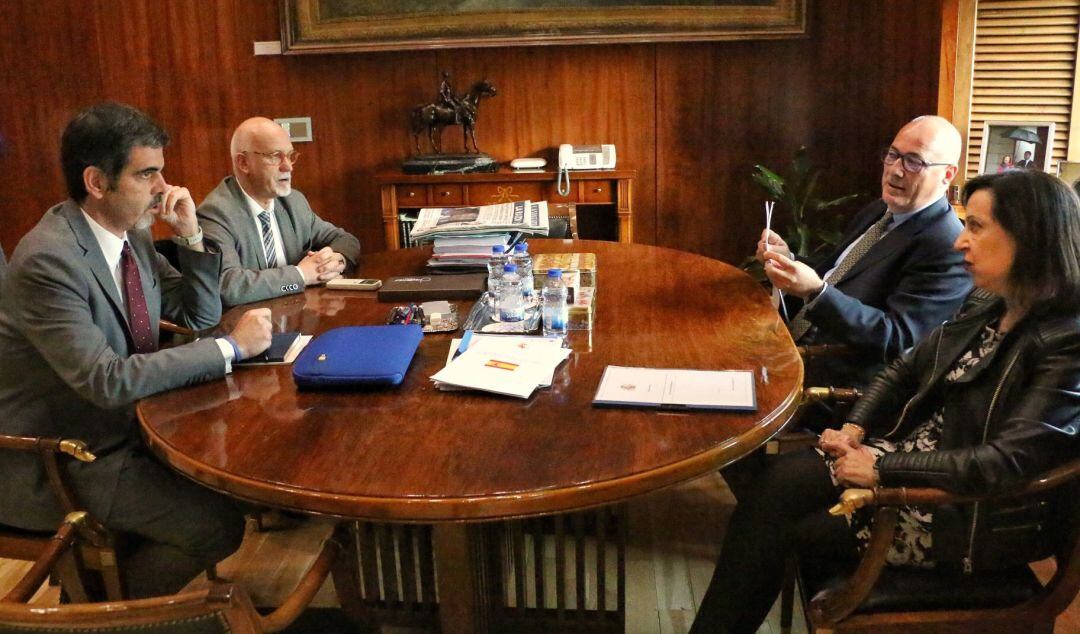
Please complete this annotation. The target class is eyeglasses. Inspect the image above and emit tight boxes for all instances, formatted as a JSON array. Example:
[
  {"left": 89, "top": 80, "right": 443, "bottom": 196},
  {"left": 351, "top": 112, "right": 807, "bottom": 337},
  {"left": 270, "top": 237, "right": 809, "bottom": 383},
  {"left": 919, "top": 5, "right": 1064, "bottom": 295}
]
[
  {"left": 881, "top": 148, "right": 951, "bottom": 174},
  {"left": 242, "top": 150, "right": 300, "bottom": 166}
]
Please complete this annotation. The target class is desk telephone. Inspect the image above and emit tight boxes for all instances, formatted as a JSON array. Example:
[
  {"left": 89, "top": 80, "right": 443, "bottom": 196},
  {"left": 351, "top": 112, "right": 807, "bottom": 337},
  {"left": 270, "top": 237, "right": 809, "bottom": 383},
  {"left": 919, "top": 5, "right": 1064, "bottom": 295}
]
[{"left": 557, "top": 144, "right": 616, "bottom": 195}]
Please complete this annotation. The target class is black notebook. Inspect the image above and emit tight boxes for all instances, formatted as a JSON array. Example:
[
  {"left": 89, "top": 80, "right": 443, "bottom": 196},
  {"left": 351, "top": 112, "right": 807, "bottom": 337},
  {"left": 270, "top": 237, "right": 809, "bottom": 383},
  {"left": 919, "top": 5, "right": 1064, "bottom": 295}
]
[
  {"left": 236, "top": 332, "right": 301, "bottom": 365},
  {"left": 377, "top": 273, "right": 487, "bottom": 301}
]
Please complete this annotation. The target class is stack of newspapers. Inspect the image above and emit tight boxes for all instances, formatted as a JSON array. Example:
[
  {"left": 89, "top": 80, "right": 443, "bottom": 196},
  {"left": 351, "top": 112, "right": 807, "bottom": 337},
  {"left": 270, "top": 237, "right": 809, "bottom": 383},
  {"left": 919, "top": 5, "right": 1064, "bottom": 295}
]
[{"left": 410, "top": 201, "right": 550, "bottom": 271}]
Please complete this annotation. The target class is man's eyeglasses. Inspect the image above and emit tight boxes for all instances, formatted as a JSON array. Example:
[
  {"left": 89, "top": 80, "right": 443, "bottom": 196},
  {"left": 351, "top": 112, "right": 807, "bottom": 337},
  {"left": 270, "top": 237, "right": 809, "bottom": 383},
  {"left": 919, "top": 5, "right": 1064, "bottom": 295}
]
[
  {"left": 881, "top": 148, "right": 951, "bottom": 174},
  {"left": 242, "top": 150, "right": 300, "bottom": 166}
]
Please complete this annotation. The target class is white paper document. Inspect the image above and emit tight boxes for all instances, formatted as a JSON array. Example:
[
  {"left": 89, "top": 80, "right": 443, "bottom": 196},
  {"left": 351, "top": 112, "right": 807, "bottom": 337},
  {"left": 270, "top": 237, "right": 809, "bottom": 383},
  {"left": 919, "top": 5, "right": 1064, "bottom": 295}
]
[
  {"left": 593, "top": 366, "right": 757, "bottom": 411},
  {"left": 432, "top": 334, "right": 570, "bottom": 398}
]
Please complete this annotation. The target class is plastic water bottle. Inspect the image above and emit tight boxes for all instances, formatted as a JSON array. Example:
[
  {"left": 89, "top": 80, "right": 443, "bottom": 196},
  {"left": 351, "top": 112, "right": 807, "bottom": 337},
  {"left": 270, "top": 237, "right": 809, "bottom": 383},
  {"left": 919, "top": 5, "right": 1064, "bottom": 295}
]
[
  {"left": 497, "top": 262, "right": 525, "bottom": 322},
  {"left": 512, "top": 242, "right": 535, "bottom": 302},
  {"left": 487, "top": 245, "right": 508, "bottom": 296},
  {"left": 542, "top": 268, "right": 569, "bottom": 337}
]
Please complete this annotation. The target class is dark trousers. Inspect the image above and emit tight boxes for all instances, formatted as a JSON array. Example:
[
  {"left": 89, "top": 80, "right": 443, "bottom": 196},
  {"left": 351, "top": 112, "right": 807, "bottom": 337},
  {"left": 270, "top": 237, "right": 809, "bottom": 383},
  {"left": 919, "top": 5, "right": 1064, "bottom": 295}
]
[
  {"left": 690, "top": 449, "right": 859, "bottom": 634},
  {"left": 104, "top": 449, "right": 246, "bottom": 598}
]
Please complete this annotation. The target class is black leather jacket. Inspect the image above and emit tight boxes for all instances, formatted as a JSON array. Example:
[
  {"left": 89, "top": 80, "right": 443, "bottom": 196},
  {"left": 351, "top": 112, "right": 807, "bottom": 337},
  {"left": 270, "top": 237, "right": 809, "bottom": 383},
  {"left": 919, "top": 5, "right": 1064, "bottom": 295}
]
[{"left": 847, "top": 298, "right": 1080, "bottom": 572}]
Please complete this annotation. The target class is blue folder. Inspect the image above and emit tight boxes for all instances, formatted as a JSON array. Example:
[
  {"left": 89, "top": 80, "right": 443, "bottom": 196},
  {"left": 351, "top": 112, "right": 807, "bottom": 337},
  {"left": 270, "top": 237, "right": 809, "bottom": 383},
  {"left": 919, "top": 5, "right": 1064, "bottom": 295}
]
[{"left": 292, "top": 325, "right": 423, "bottom": 388}]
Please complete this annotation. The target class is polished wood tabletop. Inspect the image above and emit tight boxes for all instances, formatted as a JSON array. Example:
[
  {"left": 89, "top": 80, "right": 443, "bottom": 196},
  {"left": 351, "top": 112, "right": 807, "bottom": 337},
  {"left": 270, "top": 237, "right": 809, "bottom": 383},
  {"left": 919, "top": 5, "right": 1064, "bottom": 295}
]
[{"left": 137, "top": 239, "right": 802, "bottom": 523}]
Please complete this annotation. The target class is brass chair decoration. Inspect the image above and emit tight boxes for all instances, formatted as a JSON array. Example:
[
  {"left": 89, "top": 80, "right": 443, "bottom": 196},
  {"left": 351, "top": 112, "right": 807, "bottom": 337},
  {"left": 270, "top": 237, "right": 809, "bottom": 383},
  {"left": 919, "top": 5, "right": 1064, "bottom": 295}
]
[
  {"left": 0, "top": 435, "right": 122, "bottom": 602},
  {"left": 0, "top": 511, "right": 339, "bottom": 633},
  {"left": 786, "top": 458, "right": 1080, "bottom": 633}
]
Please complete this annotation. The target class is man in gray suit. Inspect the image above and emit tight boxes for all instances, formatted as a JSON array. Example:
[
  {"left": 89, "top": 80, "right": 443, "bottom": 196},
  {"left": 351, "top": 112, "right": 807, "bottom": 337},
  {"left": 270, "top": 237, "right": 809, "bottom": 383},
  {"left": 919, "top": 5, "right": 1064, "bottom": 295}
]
[
  {"left": 198, "top": 117, "right": 361, "bottom": 307},
  {"left": 0, "top": 103, "right": 273, "bottom": 598}
]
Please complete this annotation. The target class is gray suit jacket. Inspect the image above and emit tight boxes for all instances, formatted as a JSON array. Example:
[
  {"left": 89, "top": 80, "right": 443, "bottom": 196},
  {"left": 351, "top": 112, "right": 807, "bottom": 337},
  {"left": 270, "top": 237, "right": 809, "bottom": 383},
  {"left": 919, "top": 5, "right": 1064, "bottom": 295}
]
[
  {"left": 197, "top": 177, "right": 361, "bottom": 307},
  {"left": 0, "top": 200, "right": 227, "bottom": 529}
]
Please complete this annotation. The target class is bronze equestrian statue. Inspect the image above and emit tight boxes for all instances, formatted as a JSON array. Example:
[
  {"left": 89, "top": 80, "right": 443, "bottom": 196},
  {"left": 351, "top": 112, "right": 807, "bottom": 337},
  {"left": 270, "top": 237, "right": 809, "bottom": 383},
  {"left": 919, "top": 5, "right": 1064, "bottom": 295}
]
[{"left": 410, "top": 76, "right": 497, "bottom": 155}]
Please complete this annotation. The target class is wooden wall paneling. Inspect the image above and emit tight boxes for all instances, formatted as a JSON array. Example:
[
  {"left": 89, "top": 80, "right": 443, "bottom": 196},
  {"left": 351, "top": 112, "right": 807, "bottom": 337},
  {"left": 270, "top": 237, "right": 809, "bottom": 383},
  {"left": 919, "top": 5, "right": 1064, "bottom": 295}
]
[
  {"left": 0, "top": 1, "right": 946, "bottom": 265},
  {"left": 655, "top": 38, "right": 811, "bottom": 264},
  {"left": 430, "top": 45, "right": 658, "bottom": 245},
  {"left": 0, "top": 1, "right": 107, "bottom": 251}
]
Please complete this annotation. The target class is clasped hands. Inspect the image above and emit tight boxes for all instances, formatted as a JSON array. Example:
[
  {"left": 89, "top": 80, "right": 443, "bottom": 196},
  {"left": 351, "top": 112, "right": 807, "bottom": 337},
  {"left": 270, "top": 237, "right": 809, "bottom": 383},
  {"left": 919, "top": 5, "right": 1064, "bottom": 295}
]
[
  {"left": 756, "top": 229, "right": 824, "bottom": 299},
  {"left": 298, "top": 247, "right": 346, "bottom": 285},
  {"left": 819, "top": 425, "right": 879, "bottom": 488}
]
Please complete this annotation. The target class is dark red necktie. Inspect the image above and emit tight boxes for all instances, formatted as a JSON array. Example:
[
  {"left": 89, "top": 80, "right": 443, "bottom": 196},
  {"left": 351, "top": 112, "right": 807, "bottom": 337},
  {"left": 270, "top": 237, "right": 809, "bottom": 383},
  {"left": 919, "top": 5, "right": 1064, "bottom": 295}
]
[{"left": 121, "top": 242, "right": 156, "bottom": 354}]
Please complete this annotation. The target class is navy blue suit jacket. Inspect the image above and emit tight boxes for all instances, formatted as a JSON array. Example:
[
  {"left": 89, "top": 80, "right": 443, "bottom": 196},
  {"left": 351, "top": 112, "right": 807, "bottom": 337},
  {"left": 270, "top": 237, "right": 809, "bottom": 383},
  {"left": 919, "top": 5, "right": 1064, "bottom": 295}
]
[{"left": 792, "top": 195, "right": 972, "bottom": 387}]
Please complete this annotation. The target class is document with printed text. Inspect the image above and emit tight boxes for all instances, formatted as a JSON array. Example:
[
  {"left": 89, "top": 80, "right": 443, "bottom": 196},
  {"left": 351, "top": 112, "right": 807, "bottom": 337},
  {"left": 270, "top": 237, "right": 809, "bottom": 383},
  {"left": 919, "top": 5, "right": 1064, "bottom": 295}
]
[{"left": 593, "top": 366, "right": 757, "bottom": 411}]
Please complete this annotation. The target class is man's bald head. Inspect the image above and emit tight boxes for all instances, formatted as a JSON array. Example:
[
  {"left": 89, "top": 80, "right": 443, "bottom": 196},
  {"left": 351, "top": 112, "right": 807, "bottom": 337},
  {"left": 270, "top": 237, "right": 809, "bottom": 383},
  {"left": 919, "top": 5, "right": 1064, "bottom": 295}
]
[
  {"left": 881, "top": 115, "right": 962, "bottom": 213},
  {"left": 229, "top": 117, "right": 296, "bottom": 207}
]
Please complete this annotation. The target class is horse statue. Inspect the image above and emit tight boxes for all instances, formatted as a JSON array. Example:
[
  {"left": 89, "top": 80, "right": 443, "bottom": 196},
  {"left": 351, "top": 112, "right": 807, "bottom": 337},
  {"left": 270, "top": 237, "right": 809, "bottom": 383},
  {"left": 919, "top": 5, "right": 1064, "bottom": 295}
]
[{"left": 410, "top": 78, "right": 497, "bottom": 155}]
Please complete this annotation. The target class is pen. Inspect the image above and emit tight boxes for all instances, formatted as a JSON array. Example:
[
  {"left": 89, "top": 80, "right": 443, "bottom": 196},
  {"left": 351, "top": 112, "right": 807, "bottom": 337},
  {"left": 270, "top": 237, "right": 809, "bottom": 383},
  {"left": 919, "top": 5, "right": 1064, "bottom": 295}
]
[{"left": 453, "top": 329, "right": 474, "bottom": 360}]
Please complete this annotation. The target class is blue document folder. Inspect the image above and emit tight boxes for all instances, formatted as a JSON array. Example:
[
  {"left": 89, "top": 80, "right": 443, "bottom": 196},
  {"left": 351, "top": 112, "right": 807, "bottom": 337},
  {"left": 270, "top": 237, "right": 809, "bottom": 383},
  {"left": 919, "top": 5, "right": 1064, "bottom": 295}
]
[{"left": 292, "top": 325, "right": 423, "bottom": 388}]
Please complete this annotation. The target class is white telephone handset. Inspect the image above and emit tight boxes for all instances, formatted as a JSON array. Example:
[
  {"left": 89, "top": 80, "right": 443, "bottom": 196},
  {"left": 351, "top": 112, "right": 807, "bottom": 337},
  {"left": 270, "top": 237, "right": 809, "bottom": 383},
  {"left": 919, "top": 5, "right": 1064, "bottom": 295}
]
[{"left": 557, "top": 144, "right": 617, "bottom": 195}]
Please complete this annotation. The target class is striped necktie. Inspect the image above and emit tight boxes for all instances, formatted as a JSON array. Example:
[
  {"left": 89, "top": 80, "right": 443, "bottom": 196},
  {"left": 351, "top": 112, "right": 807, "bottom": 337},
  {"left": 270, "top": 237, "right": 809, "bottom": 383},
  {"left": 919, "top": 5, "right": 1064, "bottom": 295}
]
[
  {"left": 121, "top": 242, "right": 156, "bottom": 354},
  {"left": 258, "top": 211, "right": 279, "bottom": 269},
  {"left": 789, "top": 211, "right": 893, "bottom": 341}
]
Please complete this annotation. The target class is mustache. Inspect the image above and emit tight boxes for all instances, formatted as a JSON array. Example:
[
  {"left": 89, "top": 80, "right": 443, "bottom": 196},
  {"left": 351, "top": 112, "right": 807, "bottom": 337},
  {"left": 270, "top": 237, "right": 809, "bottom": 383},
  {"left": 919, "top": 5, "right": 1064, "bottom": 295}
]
[{"left": 148, "top": 194, "right": 163, "bottom": 210}]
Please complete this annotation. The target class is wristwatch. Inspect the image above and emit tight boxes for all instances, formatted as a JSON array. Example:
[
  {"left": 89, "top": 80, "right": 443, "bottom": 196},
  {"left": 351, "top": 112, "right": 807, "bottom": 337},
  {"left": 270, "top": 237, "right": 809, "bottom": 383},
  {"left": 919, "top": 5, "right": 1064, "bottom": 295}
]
[{"left": 171, "top": 226, "right": 203, "bottom": 246}]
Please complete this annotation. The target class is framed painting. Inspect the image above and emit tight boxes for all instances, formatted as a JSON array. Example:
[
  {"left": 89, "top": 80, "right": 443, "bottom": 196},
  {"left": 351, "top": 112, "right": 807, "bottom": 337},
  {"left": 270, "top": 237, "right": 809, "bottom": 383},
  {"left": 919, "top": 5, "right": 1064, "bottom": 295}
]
[
  {"left": 977, "top": 121, "right": 1055, "bottom": 175},
  {"left": 280, "top": 0, "right": 809, "bottom": 54}
]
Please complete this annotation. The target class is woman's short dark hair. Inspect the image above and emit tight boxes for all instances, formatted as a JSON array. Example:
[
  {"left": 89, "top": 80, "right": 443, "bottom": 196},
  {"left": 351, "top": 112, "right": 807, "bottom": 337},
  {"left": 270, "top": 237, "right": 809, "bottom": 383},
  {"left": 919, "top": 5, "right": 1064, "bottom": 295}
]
[
  {"left": 60, "top": 103, "right": 169, "bottom": 202},
  {"left": 963, "top": 170, "right": 1080, "bottom": 315}
]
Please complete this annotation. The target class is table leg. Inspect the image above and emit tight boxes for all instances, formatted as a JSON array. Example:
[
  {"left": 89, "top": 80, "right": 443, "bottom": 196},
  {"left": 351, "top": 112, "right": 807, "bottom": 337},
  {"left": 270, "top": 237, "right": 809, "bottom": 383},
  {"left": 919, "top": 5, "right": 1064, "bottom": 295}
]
[{"left": 433, "top": 522, "right": 491, "bottom": 634}]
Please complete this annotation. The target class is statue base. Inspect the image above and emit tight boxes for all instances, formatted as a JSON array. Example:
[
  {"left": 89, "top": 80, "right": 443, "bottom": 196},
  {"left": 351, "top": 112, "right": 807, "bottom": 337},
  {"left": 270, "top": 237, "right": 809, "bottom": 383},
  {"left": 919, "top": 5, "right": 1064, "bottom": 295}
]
[{"left": 402, "top": 153, "right": 498, "bottom": 175}]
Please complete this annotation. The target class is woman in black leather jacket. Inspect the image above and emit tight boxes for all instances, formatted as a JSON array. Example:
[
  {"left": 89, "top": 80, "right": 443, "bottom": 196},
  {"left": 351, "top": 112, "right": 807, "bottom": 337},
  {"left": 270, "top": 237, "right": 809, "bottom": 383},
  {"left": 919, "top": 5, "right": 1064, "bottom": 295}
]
[{"left": 690, "top": 170, "right": 1080, "bottom": 633}]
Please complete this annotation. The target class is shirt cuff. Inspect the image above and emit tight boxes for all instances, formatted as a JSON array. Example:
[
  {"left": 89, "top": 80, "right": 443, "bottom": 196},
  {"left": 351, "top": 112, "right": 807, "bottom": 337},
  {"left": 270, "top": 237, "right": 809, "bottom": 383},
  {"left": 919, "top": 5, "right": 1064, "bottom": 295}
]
[
  {"left": 215, "top": 337, "right": 237, "bottom": 374},
  {"left": 804, "top": 281, "right": 830, "bottom": 309},
  {"left": 294, "top": 265, "right": 305, "bottom": 285}
]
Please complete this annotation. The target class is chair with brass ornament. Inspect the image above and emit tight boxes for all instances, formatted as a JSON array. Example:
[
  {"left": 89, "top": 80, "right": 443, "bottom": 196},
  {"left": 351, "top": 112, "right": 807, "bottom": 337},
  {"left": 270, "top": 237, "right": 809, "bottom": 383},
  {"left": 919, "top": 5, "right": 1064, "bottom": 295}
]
[
  {"left": 547, "top": 202, "right": 579, "bottom": 240},
  {"left": 0, "top": 511, "right": 340, "bottom": 633},
  {"left": 0, "top": 435, "right": 123, "bottom": 602},
  {"left": 785, "top": 458, "right": 1080, "bottom": 633}
]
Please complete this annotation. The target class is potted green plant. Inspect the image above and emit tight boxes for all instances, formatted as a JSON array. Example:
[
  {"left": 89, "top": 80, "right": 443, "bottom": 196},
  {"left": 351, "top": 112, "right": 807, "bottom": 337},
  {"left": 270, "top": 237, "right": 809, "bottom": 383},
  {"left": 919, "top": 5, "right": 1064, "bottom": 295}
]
[{"left": 745, "top": 147, "right": 861, "bottom": 276}]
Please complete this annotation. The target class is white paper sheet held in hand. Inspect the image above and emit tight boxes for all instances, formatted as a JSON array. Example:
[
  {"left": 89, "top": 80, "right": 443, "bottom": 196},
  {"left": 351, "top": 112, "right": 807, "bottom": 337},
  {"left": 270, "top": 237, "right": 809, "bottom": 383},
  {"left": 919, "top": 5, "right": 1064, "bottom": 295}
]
[{"left": 593, "top": 366, "right": 757, "bottom": 411}]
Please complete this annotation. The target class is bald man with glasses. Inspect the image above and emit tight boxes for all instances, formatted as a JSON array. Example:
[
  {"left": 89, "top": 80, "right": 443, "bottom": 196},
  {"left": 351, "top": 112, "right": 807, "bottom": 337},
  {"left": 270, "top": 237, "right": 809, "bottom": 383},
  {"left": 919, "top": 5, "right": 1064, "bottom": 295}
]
[
  {"left": 757, "top": 115, "right": 972, "bottom": 397},
  {"left": 198, "top": 117, "right": 361, "bottom": 307}
]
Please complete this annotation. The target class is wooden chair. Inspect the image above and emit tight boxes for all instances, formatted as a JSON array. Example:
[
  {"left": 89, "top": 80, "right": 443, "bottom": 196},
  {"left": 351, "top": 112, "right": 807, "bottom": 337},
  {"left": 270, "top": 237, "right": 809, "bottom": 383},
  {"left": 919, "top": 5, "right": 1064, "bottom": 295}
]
[
  {"left": 548, "top": 203, "right": 579, "bottom": 239},
  {"left": 0, "top": 511, "right": 339, "bottom": 633},
  {"left": 788, "top": 458, "right": 1080, "bottom": 633},
  {"left": 0, "top": 435, "right": 123, "bottom": 602}
]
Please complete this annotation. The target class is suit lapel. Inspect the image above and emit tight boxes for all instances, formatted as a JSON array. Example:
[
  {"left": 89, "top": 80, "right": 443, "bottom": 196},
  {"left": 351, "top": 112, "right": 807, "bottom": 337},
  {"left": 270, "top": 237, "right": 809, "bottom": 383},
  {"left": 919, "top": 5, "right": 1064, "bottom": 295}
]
[
  {"left": 274, "top": 199, "right": 301, "bottom": 265},
  {"left": 61, "top": 202, "right": 127, "bottom": 321},
  {"left": 225, "top": 177, "right": 277, "bottom": 270},
  {"left": 835, "top": 197, "right": 951, "bottom": 284}
]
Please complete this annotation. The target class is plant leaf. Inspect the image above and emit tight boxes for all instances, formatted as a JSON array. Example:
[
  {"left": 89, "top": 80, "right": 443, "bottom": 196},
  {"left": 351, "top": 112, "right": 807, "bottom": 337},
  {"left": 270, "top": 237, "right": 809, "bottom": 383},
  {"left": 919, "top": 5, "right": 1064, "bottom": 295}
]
[{"left": 815, "top": 193, "right": 862, "bottom": 210}]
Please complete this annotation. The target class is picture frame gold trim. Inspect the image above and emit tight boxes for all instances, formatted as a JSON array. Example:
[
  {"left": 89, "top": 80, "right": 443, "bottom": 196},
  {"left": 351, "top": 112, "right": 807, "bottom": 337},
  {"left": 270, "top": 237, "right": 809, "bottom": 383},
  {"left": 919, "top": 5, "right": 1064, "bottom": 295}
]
[{"left": 280, "top": 0, "right": 809, "bottom": 54}]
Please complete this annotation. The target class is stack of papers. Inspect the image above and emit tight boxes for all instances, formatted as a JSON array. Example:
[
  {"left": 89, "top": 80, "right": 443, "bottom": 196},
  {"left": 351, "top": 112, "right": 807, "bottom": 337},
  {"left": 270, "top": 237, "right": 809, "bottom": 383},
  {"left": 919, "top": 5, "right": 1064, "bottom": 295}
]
[
  {"left": 428, "top": 232, "right": 510, "bottom": 270},
  {"left": 414, "top": 201, "right": 550, "bottom": 271},
  {"left": 411, "top": 201, "right": 550, "bottom": 241},
  {"left": 431, "top": 334, "right": 570, "bottom": 399}
]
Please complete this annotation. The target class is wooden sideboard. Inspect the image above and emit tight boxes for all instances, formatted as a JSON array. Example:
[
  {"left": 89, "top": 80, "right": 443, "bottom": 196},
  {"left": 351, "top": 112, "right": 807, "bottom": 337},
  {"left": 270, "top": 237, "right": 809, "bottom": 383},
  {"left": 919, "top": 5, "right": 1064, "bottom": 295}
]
[{"left": 376, "top": 169, "right": 635, "bottom": 249}]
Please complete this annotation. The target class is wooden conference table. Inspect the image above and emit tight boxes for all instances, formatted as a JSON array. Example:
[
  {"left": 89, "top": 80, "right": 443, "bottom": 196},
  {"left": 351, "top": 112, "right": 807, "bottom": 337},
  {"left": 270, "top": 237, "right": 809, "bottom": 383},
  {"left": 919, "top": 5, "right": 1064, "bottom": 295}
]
[{"left": 138, "top": 239, "right": 803, "bottom": 633}]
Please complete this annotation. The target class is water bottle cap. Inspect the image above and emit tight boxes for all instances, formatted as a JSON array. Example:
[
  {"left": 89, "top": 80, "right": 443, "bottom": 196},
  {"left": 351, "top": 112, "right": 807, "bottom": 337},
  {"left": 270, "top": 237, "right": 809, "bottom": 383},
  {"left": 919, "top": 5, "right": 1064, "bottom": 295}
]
[
  {"left": 503, "top": 263, "right": 517, "bottom": 273},
  {"left": 492, "top": 245, "right": 506, "bottom": 254},
  {"left": 547, "top": 268, "right": 562, "bottom": 278},
  {"left": 514, "top": 241, "right": 528, "bottom": 252}
]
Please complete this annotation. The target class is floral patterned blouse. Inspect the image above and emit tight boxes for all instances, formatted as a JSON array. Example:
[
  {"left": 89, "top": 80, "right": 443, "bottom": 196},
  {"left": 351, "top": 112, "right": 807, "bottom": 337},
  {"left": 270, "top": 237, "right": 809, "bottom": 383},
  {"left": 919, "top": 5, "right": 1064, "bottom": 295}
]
[{"left": 819, "top": 322, "right": 1006, "bottom": 567}]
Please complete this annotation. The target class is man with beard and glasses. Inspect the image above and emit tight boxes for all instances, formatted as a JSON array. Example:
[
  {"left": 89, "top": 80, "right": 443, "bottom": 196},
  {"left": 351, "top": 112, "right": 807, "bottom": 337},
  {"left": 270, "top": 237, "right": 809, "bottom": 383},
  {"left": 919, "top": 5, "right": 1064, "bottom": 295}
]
[
  {"left": 197, "top": 117, "right": 361, "bottom": 307},
  {"left": 0, "top": 102, "right": 273, "bottom": 598}
]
